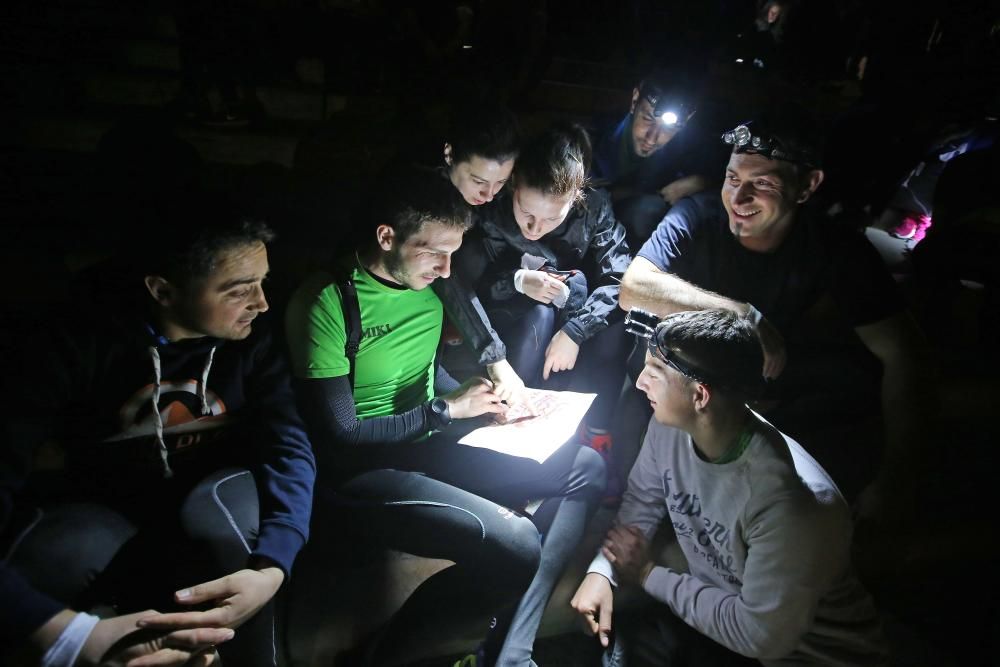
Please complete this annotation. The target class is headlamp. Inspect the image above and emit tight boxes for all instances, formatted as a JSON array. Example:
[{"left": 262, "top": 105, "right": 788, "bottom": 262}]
[
  {"left": 624, "top": 308, "right": 722, "bottom": 386},
  {"left": 638, "top": 81, "right": 692, "bottom": 129},
  {"left": 721, "top": 122, "right": 818, "bottom": 167}
]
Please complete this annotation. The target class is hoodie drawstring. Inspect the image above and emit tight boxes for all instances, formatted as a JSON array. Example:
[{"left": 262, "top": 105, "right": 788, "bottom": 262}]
[
  {"left": 148, "top": 345, "right": 172, "bottom": 478},
  {"left": 148, "top": 343, "right": 218, "bottom": 479},
  {"left": 198, "top": 345, "right": 217, "bottom": 416}
]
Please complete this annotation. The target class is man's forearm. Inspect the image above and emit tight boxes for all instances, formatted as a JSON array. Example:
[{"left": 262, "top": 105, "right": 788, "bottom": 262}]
[{"left": 620, "top": 258, "right": 749, "bottom": 317}]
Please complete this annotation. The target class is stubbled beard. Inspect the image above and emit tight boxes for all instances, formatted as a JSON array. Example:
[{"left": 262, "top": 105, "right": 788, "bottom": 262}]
[{"left": 383, "top": 246, "right": 410, "bottom": 286}]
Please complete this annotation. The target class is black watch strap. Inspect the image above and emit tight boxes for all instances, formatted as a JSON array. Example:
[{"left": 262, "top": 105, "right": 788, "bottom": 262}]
[{"left": 430, "top": 397, "right": 452, "bottom": 427}]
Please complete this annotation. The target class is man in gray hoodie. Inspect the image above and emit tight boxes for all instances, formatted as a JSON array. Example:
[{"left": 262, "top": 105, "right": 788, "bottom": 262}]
[{"left": 571, "top": 309, "right": 888, "bottom": 666}]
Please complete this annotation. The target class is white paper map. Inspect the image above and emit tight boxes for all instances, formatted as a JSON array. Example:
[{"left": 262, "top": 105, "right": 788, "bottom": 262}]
[{"left": 458, "top": 389, "right": 596, "bottom": 463}]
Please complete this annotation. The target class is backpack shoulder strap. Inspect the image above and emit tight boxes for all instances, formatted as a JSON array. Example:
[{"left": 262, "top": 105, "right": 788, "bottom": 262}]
[{"left": 333, "top": 263, "right": 362, "bottom": 391}]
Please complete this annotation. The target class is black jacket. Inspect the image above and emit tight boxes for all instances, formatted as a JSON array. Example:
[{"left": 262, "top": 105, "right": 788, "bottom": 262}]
[{"left": 436, "top": 187, "right": 631, "bottom": 362}]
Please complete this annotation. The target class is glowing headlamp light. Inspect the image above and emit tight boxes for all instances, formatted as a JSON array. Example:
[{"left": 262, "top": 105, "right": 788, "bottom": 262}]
[
  {"left": 639, "top": 84, "right": 691, "bottom": 130},
  {"left": 660, "top": 111, "right": 680, "bottom": 126}
]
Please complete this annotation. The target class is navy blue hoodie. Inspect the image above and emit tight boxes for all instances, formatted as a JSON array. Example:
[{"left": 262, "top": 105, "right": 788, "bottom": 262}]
[{"left": 0, "top": 307, "right": 315, "bottom": 643}]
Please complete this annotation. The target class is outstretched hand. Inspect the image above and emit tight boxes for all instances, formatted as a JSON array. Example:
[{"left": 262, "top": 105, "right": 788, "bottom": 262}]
[
  {"left": 136, "top": 567, "right": 284, "bottom": 635},
  {"left": 79, "top": 610, "right": 233, "bottom": 667},
  {"left": 543, "top": 330, "right": 580, "bottom": 380}
]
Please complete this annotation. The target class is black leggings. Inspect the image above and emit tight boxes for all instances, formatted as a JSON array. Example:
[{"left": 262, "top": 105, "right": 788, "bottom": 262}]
[
  {"left": 327, "top": 436, "right": 606, "bottom": 667},
  {"left": 4, "top": 469, "right": 276, "bottom": 667},
  {"left": 488, "top": 299, "right": 630, "bottom": 430}
]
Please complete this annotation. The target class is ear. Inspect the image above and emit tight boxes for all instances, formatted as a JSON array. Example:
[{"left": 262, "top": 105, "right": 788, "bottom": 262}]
[
  {"left": 144, "top": 275, "right": 176, "bottom": 307},
  {"left": 796, "top": 169, "right": 825, "bottom": 203},
  {"left": 630, "top": 88, "right": 641, "bottom": 114},
  {"left": 692, "top": 382, "right": 712, "bottom": 412},
  {"left": 443, "top": 143, "right": 453, "bottom": 166},
  {"left": 375, "top": 224, "right": 396, "bottom": 252}
]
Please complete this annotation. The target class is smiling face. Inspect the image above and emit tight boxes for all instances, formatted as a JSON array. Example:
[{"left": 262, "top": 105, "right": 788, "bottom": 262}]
[
  {"left": 635, "top": 351, "right": 694, "bottom": 427},
  {"left": 152, "top": 241, "right": 270, "bottom": 341},
  {"left": 447, "top": 151, "right": 515, "bottom": 206},
  {"left": 378, "top": 220, "right": 465, "bottom": 290},
  {"left": 630, "top": 93, "right": 680, "bottom": 158},
  {"left": 512, "top": 186, "right": 574, "bottom": 241},
  {"left": 721, "top": 152, "right": 821, "bottom": 252}
]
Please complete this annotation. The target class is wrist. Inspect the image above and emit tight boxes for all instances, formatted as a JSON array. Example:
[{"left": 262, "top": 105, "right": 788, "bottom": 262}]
[
  {"left": 430, "top": 396, "right": 453, "bottom": 426},
  {"left": 43, "top": 611, "right": 100, "bottom": 667},
  {"left": 513, "top": 269, "right": 528, "bottom": 294},
  {"left": 256, "top": 566, "right": 285, "bottom": 596}
]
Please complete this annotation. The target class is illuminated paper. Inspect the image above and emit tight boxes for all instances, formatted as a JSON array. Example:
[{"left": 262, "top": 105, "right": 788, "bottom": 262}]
[{"left": 458, "top": 389, "right": 596, "bottom": 463}]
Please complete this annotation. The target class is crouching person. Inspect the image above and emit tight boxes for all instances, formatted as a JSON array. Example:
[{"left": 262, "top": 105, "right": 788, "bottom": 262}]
[
  {"left": 285, "top": 169, "right": 605, "bottom": 667},
  {"left": 0, "top": 194, "right": 316, "bottom": 666},
  {"left": 571, "top": 309, "right": 888, "bottom": 666}
]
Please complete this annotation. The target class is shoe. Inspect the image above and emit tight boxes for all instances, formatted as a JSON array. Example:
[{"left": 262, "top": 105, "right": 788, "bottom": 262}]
[
  {"left": 580, "top": 428, "right": 622, "bottom": 507},
  {"left": 888, "top": 213, "right": 932, "bottom": 244}
]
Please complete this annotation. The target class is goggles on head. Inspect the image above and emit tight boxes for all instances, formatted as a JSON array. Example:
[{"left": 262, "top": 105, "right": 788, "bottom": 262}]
[
  {"left": 721, "top": 123, "right": 818, "bottom": 167},
  {"left": 624, "top": 308, "right": 722, "bottom": 386}
]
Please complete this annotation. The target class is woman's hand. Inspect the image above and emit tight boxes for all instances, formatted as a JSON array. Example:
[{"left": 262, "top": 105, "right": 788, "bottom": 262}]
[
  {"left": 543, "top": 331, "right": 580, "bottom": 380},
  {"left": 519, "top": 270, "right": 567, "bottom": 305}
]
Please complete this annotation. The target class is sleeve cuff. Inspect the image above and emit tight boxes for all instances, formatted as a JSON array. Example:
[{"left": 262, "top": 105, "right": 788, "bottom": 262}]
[
  {"left": 561, "top": 321, "right": 587, "bottom": 346},
  {"left": 253, "top": 522, "right": 307, "bottom": 578},
  {"left": 587, "top": 552, "right": 619, "bottom": 588}
]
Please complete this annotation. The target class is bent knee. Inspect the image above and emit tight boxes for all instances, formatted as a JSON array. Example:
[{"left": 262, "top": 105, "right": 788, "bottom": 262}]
[{"left": 573, "top": 445, "right": 607, "bottom": 495}]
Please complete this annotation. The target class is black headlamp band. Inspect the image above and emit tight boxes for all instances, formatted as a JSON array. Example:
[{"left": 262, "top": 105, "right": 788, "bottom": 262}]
[
  {"left": 624, "top": 309, "right": 724, "bottom": 387},
  {"left": 639, "top": 84, "right": 691, "bottom": 128},
  {"left": 721, "top": 124, "right": 817, "bottom": 167}
]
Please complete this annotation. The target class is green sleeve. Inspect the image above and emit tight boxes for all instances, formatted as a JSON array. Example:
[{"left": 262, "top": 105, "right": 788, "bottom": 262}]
[{"left": 285, "top": 275, "right": 350, "bottom": 379}]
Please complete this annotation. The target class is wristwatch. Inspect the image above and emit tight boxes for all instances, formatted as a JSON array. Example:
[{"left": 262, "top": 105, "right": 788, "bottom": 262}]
[{"left": 430, "top": 397, "right": 452, "bottom": 428}]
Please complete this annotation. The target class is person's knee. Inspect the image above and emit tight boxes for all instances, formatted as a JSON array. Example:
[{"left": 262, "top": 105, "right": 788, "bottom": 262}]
[
  {"left": 180, "top": 468, "right": 259, "bottom": 568},
  {"left": 6, "top": 503, "right": 136, "bottom": 603},
  {"left": 573, "top": 445, "right": 607, "bottom": 496},
  {"left": 526, "top": 304, "right": 557, "bottom": 347}
]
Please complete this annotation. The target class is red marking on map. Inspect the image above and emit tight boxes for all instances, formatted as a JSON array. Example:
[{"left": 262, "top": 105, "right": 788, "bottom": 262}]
[{"left": 496, "top": 390, "right": 564, "bottom": 428}]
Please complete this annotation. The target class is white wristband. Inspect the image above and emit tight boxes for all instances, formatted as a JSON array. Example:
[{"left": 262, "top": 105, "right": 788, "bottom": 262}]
[
  {"left": 513, "top": 269, "right": 527, "bottom": 294},
  {"left": 42, "top": 612, "right": 100, "bottom": 667},
  {"left": 744, "top": 304, "right": 764, "bottom": 327},
  {"left": 551, "top": 281, "right": 570, "bottom": 309}
]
